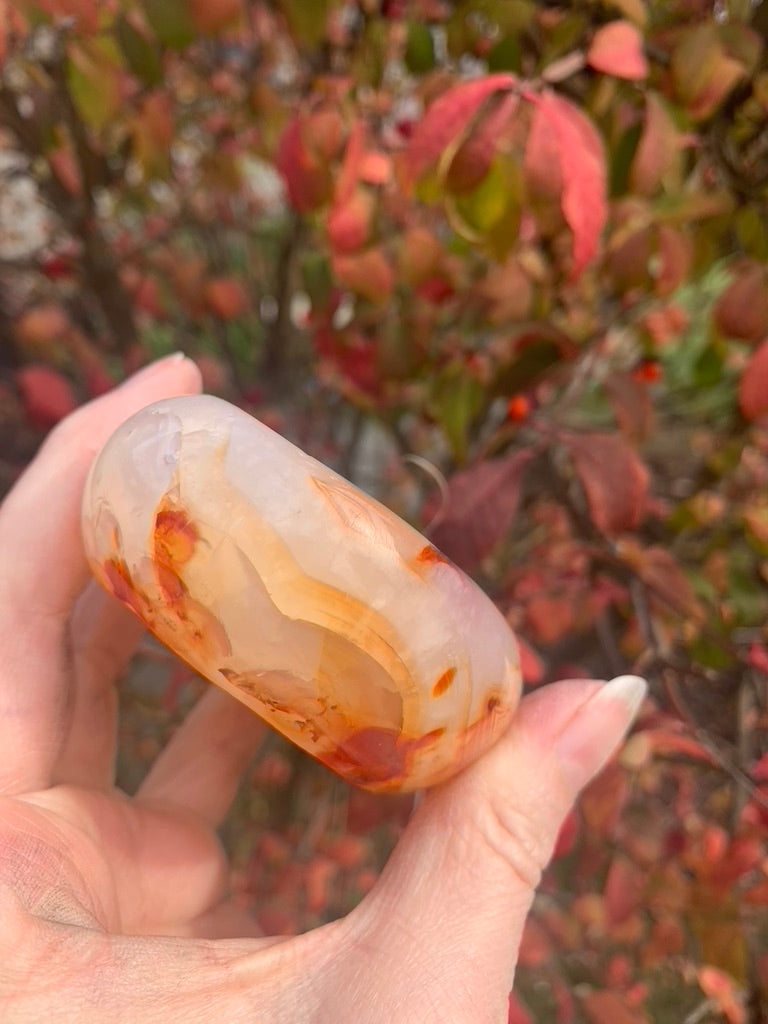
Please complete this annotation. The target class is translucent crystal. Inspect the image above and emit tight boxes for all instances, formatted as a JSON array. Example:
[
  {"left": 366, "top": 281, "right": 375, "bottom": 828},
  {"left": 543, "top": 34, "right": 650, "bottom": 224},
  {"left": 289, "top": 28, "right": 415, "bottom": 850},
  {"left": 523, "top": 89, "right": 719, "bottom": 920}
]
[{"left": 82, "top": 395, "right": 521, "bottom": 792}]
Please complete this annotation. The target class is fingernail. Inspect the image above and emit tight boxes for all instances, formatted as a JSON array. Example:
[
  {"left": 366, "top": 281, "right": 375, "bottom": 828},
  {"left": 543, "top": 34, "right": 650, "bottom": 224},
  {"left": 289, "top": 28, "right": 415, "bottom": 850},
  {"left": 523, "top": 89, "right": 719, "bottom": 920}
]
[
  {"left": 121, "top": 352, "right": 191, "bottom": 387},
  {"left": 555, "top": 675, "right": 647, "bottom": 791}
]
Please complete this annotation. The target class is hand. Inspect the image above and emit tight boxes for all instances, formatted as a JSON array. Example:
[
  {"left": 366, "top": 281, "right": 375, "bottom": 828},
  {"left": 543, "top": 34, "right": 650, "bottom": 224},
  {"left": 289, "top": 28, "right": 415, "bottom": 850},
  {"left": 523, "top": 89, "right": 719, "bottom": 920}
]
[{"left": 0, "top": 354, "right": 645, "bottom": 1023}]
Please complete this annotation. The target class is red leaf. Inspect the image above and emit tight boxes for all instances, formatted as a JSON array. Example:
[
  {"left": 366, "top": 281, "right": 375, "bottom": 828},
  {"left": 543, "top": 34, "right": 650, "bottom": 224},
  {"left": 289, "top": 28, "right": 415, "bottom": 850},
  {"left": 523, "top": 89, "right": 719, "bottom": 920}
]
[
  {"left": 527, "top": 93, "right": 607, "bottom": 279},
  {"left": 16, "top": 365, "right": 77, "bottom": 429},
  {"left": 604, "top": 854, "right": 645, "bottom": 926},
  {"left": 332, "top": 247, "right": 394, "bottom": 304},
  {"left": 335, "top": 120, "right": 367, "bottom": 205},
  {"left": 553, "top": 809, "right": 579, "bottom": 859},
  {"left": 276, "top": 115, "right": 332, "bottom": 213},
  {"left": 587, "top": 20, "right": 648, "bottom": 81},
  {"left": 605, "top": 371, "right": 653, "bottom": 440},
  {"left": 427, "top": 450, "right": 534, "bottom": 572},
  {"left": 518, "top": 636, "right": 545, "bottom": 686},
  {"left": 739, "top": 338, "right": 768, "bottom": 421},
  {"left": 446, "top": 93, "right": 519, "bottom": 193},
  {"left": 508, "top": 992, "right": 534, "bottom": 1024},
  {"left": 715, "top": 261, "right": 768, "bottom": 343},
  {"left": 327, "top": 188, "right": 374, "bottom": 253},
  {"left": 565, "top": 433, "right": 649, "bottom": 534},
  {"left": 404, "top": 73, "right": 516, "bottom": 183},
  {"left": 630, "top": 92, "right": 679, "bottom": 196},
  {"left": 204, "top": 277, "right": 249, "bottom": 320}
]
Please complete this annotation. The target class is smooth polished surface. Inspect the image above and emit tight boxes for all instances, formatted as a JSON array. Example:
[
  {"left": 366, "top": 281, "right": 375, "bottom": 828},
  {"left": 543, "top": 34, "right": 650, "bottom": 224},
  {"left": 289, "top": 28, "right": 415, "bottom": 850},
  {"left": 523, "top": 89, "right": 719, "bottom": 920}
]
[{"left": 82, "top": 395, "right": 521, "bottom": 791}]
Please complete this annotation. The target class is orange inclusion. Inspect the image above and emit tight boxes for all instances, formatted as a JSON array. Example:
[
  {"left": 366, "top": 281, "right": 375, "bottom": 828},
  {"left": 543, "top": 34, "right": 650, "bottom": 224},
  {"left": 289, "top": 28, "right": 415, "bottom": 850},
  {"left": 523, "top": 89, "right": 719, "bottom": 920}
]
[
  {"left": 431, "top": 666, "right": 456, "bottom": 697},
  {"left": 319, "top": 726, "right": 445, "bottom": 788},
  {"left": 102, "top": 558, "right": 145, "bottom": 618},
  {"left": 153, "top": 561, "right": 187, "bottom": 606},
  {"left": 154, "top": 506, "right": 198, "bottom": 567},
  {"left": 414, "top": 544, "right": 449, "bottom": 567}
]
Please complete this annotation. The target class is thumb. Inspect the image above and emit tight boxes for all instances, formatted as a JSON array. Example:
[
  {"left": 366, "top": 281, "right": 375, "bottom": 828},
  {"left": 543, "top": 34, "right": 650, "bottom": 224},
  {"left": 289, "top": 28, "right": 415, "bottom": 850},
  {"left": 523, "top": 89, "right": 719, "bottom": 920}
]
[{"left": 342, "top": 676, "right": 647, "bottom": 1023}]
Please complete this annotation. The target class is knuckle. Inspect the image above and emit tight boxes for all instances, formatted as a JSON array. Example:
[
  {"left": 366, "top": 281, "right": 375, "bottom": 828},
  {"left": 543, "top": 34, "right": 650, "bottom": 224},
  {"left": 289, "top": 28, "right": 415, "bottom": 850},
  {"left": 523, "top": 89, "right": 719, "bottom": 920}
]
[{"left": 474, "top": 794, "right": 552, "bottom": 893}]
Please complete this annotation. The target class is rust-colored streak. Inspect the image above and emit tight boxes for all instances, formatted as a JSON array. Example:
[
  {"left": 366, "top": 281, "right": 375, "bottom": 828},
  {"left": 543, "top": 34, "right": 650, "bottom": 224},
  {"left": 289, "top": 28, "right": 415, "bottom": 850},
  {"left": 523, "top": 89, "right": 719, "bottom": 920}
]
[
  {"left": 102, "top": 558, "right": 145, "bottom": 618},
  {"left": 154, "top": 506, "right": 198, "bottom": 567},
  {"left": 154, "top": 561, "right": 187, "bottom": 606},
  {"left": 431, "top": 666, "right": 457, "bottom": 698},
  {"left": 319, "top": 725, "right": 447, "bottom": 789}
]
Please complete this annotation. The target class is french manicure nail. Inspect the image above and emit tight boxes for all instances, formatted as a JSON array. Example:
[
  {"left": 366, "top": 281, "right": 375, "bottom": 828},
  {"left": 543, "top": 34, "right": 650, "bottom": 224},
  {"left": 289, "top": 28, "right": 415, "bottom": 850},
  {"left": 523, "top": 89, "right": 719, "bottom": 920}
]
[{"left": 554, "top": 674, "right": 648, "bottom": 791}]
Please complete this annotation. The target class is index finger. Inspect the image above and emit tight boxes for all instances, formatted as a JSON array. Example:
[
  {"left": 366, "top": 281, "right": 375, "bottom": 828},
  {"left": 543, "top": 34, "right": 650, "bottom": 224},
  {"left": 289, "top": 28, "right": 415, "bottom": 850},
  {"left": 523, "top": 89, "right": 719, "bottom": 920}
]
[{"left": 0, "top": 354, "right": 202, "bottom": 794}]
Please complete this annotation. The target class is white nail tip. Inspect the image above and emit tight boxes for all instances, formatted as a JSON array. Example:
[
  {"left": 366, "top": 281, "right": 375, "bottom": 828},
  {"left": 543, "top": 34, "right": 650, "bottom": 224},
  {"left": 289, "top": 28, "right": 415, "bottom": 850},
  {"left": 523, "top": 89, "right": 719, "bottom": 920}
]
[{"left": 593, "top": 674, "right": 648, "bottom": 722}]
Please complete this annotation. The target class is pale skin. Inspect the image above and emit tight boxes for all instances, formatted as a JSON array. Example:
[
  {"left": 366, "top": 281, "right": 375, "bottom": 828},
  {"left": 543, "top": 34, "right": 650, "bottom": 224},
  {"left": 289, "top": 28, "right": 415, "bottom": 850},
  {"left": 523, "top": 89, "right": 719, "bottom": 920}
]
[{"left": 0, "top": 354, "right": 646, "bottom": 1023}]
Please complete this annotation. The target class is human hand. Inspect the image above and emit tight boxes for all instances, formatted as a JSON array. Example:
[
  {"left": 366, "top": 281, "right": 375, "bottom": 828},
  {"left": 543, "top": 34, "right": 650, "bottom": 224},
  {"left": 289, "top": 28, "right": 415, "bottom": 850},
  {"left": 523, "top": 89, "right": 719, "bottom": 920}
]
[{"left": 0, "top": 354, "right": 646, "bottom": 1023}]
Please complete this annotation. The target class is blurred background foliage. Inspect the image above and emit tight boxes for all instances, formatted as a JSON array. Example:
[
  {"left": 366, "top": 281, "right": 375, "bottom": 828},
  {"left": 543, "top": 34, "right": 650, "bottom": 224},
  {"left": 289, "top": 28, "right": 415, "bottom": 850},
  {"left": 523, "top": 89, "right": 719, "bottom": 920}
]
[{"left": 1, "top": 0, "right": 768, "bottom": 1020}]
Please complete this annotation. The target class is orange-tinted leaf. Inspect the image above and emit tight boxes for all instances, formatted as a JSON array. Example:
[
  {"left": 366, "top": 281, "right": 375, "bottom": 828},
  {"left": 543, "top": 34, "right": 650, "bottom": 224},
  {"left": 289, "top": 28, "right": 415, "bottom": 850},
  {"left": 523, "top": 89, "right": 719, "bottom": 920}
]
[
  {"left": 333, "top": 247, "right": 394, "bottom": 304},
  {"left": 528, "top": 93, "right": 607, "bottom": 279},
  {"left": 188, "top": 0, "right": 242, "bottom": 35},
  {"left": 404, "top": 73, "right": 516, "bottom": 183},
  {"left": 655, "top": 225, "right": 692, "bottom": 297},
  {"left": 34, "top": 0, "right": 99, "bottom": 33},
  {"left": 0, "top": 2, "right": 27, "bottom": 65},
  {"left": 427, "top": 450, "right": 534, "bottom": 572},
  {"left": 525, "top": 595, "right": 575, "bottom": 646},
  {"left": 276, "top": 115, "right": 333, "bottom": 213},
  {"left": 698, "top": 967, "right": 746, "bottom": 1024},
  {"left": 630, "top": 92, "right": 679, "bottom": 196},
  {"left": 397, "top": 227, "right": 443, "bottom": 286},
  {"left": 327, "top": 188, "right": 375, "bottom": 253},
  {"left": 48, "top": 146, "right": 83, "bottom": 197},
  {"left": 204, "top": 277, "right": 249, "bottom": 320},
  {"left": 335, "top": 121, "right": 367, "bottom": 206},
  {"left": 507, "top": 992, "right": 534, "bottom": 1024},
  {"left": 581, "top": 990, "right": 647, "bottom": 1024},
  {"left": 672, "top": 24, "right": 747, "bottom": 121},
  {"left": 517, "top": 636, "right": 545, "bottom": 686},
  {"left": 524, "top": 98, "right": 562, "bottom": 203},
  {"left": 14, "top": 304, "right": 71, "bottom": 357},
  {"left": 518, "top": 918, "right": 553, "bottom": 968},
  {"left": 604, "top": 854, "right": 646, "bottom": 926},
  {"left": 16, "top": 365, "right": 77, "bottom": 429},
  {"left": 715, "top": 261, "right": 768, "bottom": 343},
  {"left": 620, "top": 541, "right": 700, "bottom": 619},
  {"left": 565, "top": 432, "right": 649, "bottom": 534},
  {"left": 739, "top": 339, "right": 768, "bottom": 421},
  {"left": 132, "top": 91, "right": 174, "bottom": 176},
  {"left": 605, "top": 371, "right": 653, "bottom": 440},
  {"left": 587, "top": 20, "right": 648, "bottom": 81}
]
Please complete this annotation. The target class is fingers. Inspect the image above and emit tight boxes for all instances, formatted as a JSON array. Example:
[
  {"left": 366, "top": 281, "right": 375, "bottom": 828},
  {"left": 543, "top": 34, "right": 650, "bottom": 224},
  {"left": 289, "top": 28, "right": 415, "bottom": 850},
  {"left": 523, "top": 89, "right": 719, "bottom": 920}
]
[
  {"left": 336, "top": 676, "right": 647, "bottom": 1022},
  {"left": 137, "top": 688, "right": 267, "bottom": 828},
  {"left": 0, "top": 354, "right": 202, "bottom": 795},
  {"left": 0, "top": 353, "right": 202, "bottom": 622},
  {"left": 53, "top": 582, "right": 145, "bottom": 789}
]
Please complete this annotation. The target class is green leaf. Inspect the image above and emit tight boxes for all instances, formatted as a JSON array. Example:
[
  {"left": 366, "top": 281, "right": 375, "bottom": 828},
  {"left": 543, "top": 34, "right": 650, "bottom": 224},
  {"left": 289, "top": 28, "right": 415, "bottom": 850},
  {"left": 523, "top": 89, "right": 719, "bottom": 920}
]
[
  {"left": 448, "top": 157, "right": 521, "bottom": 256},
  {"left": 140, "top": 0, "right": 196, "bottom": 50},
  {"left": 610, "top": 122, "right": 642, "bottom": 198},
  {"left": 487, "top": 35, "right": 522, "bottom": 73},
  {"left": 301, "top": 252, "right": 334, "bottom": 312},
  {"left": 115, "top": 15, "right": 163, "bottom": 87},
  {"left": 67, "top": 40, "right": 123, "bottom": 134},
  {"left": 281, "top": 0, "right": 331, "bottom": 49},
  {"left": 404, "top": 23, "right": 435, "bottom": 73},
  {"left": 429, "top": 363, "right": 486, "bottom": 463}
]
